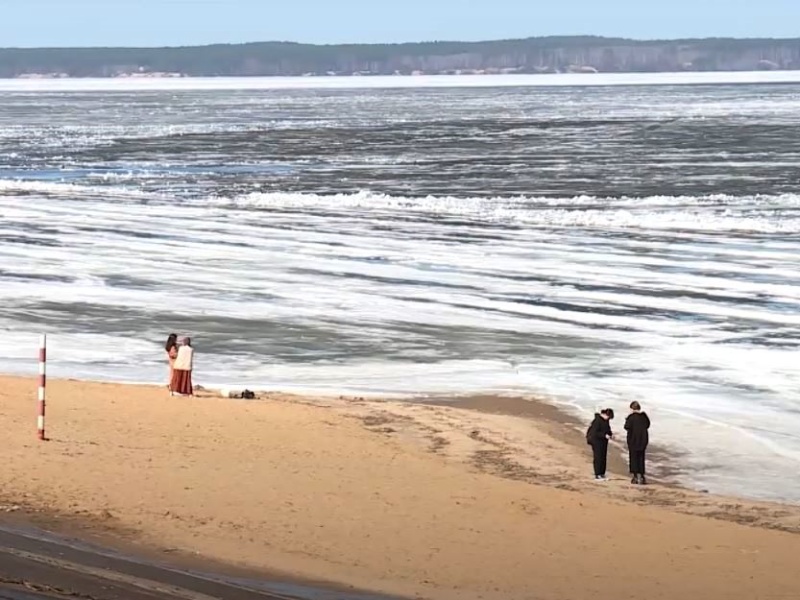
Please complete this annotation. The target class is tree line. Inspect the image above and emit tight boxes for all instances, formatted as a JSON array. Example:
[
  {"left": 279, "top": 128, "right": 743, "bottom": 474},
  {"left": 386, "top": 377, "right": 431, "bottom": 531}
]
[{"left": 2, "top": 36, "right": 799, "bottom": 78}]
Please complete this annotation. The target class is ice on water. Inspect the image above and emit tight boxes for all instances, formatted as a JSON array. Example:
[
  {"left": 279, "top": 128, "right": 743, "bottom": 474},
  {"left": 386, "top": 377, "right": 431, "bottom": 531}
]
[{"left": 1, "top": 74, "right": 799, "bottom": 502}]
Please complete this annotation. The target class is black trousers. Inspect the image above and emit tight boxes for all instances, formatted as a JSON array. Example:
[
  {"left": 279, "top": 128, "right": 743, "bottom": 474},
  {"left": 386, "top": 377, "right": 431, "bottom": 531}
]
[
  {"left": 629, "top": 449, "right": 647, "bottom": 475},
  {"left": 592, "top": 441, "right": 608, "bottom": 476}
]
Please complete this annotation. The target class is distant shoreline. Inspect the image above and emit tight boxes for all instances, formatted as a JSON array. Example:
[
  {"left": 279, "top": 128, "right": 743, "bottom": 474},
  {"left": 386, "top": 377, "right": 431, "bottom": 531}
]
[
  {"left": 7, "top": 69, "right": 800, "bottom": 79},
  {"left": 2, "top": 71, "right": 800, "bottom": 91}
]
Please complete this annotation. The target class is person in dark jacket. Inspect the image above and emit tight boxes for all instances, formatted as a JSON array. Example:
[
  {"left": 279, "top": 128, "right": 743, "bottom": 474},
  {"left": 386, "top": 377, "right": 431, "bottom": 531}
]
[
  {"left": 624, "top": 401, "right": 651, "bottom": 485},
  {"left": 586, "top": 408, "right": 615, "bottom": 481}
]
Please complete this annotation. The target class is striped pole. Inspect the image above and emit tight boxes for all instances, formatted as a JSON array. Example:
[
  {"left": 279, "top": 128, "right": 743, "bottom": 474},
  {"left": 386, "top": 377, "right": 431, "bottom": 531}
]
[{"left": 38, "top": 334, "right": 46, "bottom": 441}]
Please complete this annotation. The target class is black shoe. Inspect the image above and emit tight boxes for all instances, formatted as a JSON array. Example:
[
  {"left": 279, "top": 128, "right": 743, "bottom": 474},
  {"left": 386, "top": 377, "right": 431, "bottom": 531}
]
[
  {"left": 639, "top": 475, "right": 647, "bottom": 485},
  {"left": 631, "top": 475, "right": 639, "bottom": 484}
]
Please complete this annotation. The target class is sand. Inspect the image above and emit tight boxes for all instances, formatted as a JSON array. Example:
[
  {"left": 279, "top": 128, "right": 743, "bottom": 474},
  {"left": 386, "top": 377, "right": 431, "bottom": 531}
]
[{"left": 1, "top": 376, "right": 799, "bottom": 600}]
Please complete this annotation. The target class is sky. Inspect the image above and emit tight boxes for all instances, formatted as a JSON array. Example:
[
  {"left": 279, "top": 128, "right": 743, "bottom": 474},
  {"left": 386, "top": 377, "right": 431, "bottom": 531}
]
[{"left": 0, "top": 0, "right": 797, "bottom": 48}]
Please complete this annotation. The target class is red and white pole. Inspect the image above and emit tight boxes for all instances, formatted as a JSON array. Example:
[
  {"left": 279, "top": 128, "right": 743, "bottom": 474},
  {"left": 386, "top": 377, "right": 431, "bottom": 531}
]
[{"left": 38, "top": 334, "right": 46, "bottom": 441}]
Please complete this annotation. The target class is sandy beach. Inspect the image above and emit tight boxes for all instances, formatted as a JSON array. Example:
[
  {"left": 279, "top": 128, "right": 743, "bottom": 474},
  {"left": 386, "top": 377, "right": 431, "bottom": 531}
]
[{"left": 1, "top": 376, "right": 799, "bottom": 600}]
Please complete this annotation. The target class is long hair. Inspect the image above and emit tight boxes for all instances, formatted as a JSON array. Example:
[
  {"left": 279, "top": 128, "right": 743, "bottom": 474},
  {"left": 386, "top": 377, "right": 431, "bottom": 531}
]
[{"left": 165, "top": 333, "right": 178, "bottom": 351}]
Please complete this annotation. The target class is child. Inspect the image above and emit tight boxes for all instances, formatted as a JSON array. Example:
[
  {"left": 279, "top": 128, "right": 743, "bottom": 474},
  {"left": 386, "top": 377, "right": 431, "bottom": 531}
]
[
  {"left": 586, "top": 408, "right": 615, "bottom": 481},
  {"left": 624, "top": 401, "right": 651, "bottom": 484}
]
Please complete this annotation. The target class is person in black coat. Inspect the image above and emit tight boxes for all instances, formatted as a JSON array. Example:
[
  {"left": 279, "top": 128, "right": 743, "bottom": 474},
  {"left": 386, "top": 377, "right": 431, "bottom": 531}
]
[
  {"left": 624, "top": 401, "right": 651, "bottom": 485},
  {"left": 586, "top": 408, "right": 615, "bottom": 480}
]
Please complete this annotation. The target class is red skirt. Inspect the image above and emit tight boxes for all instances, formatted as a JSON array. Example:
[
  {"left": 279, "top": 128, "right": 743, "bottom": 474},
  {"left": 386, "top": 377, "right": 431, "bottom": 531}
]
[{"left": 170, "top": 369, "right": 193, "bottom": 396}]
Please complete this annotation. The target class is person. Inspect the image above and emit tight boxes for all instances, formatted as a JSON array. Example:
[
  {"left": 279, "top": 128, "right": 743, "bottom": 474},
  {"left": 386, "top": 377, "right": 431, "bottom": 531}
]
[
  {"left": 625, "top": 401, "right": 651, "bottom": 485},
  {"left": 586, "top": 408, "right": 615, "bottom": 481},
  {"left": 165, "top": 333, "right": 178, "bottom": 389},
  {"left": 170, "top": 337, "right": 194, "bottom": 397}
]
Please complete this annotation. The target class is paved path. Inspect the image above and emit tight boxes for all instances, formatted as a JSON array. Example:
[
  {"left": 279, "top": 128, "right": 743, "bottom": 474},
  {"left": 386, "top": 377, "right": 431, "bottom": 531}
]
[{"left": 0, "top": 524, "right": 396, "bottom": 600}]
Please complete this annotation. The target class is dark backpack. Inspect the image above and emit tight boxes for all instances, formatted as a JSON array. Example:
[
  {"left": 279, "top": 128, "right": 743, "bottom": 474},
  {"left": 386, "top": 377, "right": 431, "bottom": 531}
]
[{"left": 586, "top": 421, "right": 596, "bottom": 445}]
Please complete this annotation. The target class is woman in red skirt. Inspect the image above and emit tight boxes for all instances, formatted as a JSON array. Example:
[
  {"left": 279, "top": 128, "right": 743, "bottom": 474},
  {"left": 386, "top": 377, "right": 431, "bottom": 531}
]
[{"left": 170, "top": 337, "right": 194, "bottom": 396}]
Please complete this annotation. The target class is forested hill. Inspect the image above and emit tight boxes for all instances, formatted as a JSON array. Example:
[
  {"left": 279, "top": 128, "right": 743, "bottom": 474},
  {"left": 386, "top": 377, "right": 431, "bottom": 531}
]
[{"left": 2, "top": 36, "right": 800, "bottom": 78}]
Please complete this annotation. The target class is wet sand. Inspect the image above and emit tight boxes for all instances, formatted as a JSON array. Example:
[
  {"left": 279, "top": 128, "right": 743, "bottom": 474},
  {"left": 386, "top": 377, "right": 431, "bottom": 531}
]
[
  {"left": 429, "top": 394, "right": 682, "bottom": 482},
  {"left": 1, "top": 376, "right": 799, "bottom": 600}
]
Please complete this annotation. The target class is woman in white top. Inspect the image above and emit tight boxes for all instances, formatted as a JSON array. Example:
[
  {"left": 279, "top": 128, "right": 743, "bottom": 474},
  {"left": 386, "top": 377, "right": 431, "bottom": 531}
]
[{"left": 169, "top": 337, "right": 194, "bottom": 396}]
